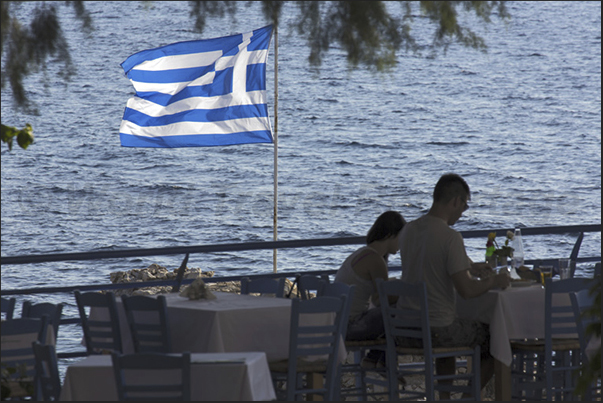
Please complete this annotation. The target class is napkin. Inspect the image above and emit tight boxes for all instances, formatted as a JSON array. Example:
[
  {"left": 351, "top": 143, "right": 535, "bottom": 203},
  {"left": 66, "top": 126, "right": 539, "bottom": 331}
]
[{"left": 179, "top": 277, "right": 217, "bottom": 300}]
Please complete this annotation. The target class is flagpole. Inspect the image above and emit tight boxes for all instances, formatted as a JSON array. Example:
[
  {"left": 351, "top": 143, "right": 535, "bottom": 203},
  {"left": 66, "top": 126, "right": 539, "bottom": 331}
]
[{"left": 272, "top": 24, "right": 279, "bottom": 273}]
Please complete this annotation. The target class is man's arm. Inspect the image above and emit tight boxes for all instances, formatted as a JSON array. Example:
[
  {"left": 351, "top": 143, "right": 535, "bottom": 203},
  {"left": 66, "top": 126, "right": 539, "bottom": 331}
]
[
  {"left": 469, "top": 261, "right": 496, "bottom": 278},
  {"left": 451, "top": 268, "right": 510, "bottom": 299}
]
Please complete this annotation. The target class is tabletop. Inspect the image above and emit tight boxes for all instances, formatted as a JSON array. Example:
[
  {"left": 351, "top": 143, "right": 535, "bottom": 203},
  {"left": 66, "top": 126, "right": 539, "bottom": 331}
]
[
  {"left": 456, "top": 281, "right": 573, "bottom": 367},
  {"left": 59, "top": 351, "right": 276, "bottom": 401},
  {"left": 92, "top": 291, "right": 347, "bottom": 363}
]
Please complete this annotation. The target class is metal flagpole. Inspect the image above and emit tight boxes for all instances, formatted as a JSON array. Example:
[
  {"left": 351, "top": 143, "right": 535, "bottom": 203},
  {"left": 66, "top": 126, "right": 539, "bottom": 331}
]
[{"left": 273, "top": 24, "right": 278, "bottom": 273}]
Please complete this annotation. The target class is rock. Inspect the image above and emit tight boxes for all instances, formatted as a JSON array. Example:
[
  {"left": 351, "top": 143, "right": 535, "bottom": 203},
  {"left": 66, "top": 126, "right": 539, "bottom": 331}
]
[{"left": 108, "top": 264, "right": 216, "bottom": 296}]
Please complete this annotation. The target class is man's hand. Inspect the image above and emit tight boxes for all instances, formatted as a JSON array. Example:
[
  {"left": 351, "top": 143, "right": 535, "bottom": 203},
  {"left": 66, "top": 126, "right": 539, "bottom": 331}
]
[
  {"left": 452, "top": 265, "right": 510, "bottom": 299},
  {"left": 469, "top": 262, "right": 495, "bottom": 279}
]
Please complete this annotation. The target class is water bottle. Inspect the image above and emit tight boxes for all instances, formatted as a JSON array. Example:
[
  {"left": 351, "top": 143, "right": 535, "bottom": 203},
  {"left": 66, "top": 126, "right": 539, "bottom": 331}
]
[{"left": 511, "top": 228, "right": 524, "bottom": 269}]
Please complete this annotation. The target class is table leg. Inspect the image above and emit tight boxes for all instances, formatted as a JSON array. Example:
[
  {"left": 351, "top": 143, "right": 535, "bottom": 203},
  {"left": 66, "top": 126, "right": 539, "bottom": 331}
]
[
  {"left": 495, "top": 359, "right": 511, "bottom": 401},
  {"left": 306, "top": 372, "right": 324, "bottom": 401}
]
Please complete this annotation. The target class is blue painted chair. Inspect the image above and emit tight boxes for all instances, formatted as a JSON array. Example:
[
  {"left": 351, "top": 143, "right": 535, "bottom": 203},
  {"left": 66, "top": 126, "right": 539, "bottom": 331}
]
[
  {"left": 1, "top": 296, "right": 16, "bottom": 321},
  {"left": 111, "top": 351, "right": 191, "bottom": 401},
  {"left": 22, "top": 301, "right": 64, "bottom": 341},
  {"left": 121, "top": 294, "right": 172, "bottom": 353},
  {"left": 323, "top": 281, "right": 389, "bottom": 400},
  {"left": 297, "top": 274, "right": 329, "bottom": 300},
  {"left": 377, "top": 278, "right": 481, "bottom": 401},
  {"left": 511, "top": 277, "right": 593, "bottom": 401},
  {"left": 1, "top": 316, "right": 49, "bottom": 400},
  {"left": 568, "top": 232, "right": 584, "bottom": 278},
  {"left": 240, "top": 276, "right": 286, "bottom": 298},
  {"left": 527, "top": 232, "right": 584, "bottom": 277},
  {"left": 269, "top": 295, "right": 347, "bottom": 401},
  {"left": 570, "top": 287, "right": 601, "bottom": 401},
  {"left": 74, "top": 290, "right": 123, "bottom": 355},
  {"left": 32, "top": 341, "right": 62, "bottom": 401}
]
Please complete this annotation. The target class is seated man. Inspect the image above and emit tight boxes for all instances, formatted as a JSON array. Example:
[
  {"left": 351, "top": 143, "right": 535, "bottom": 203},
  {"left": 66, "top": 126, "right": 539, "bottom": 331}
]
[{"left": 397, "top": 173, "right": 510, "bottom": 397}]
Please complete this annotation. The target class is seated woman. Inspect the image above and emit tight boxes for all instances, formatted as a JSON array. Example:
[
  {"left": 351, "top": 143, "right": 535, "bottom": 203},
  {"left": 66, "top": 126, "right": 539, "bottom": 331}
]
[{"left": 334, "top": 210, "right": 406, "bottom": 367}]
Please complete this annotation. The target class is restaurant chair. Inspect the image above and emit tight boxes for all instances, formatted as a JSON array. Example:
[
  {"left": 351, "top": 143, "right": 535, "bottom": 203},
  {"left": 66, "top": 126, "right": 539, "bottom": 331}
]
[
  {"left": 323, "top": 281, "right": 389, "bottom": 400},
  {"left": 568, "top": 232, "right": 584, "bottom": 278},
  {"left": 1, "top": 296, "right": 16, "bottom": 321},
  {"left": 376, "top": 278, "right": 481, "bottom": 401},
  {"left": 121, "top": 294, "right": 172, "bottom": 353},
  {"left": 527, "top": 233, "right": 584, "bottom": 278},
  {"left": 510, "top": 277, "right": 592, "bottom": 401},
  {"left": 1, "top": 316, "right": 49, "bottom": 400},
  {"left": 570, "top": 288, "right": 601, "bottom": 401},
  {"left": 74, "top": 290, "right": 123, "bottom": 355},
  {"left": 297, "top": 274, "right": 329, "bottom": 300},
  {"left": 21, "top": 301, "right": 64, "bottom": 341},
  {"left": 240, "top": 276, "right": 286, "bottom": 298},
  {"left": 111, "top": 351, "right": 191, "bottom": 401},
  {"left": 32, "top": 341, "right": 62, "bottom": 401},
  {"left": 269, "top": 295, "right": 347, "bottom": 401}
]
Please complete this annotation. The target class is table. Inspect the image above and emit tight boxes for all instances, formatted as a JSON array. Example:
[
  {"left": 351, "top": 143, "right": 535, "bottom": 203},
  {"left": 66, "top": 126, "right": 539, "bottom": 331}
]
[
  {"left": 59, "top": 352, "right": 276, "bottom": 401},
  {"left": 456, "top": 282, "right": 573, "bottom": 401},
  {"left": 1, "top": 323, "right": 56, "bottom": 399},
  {"left": 92, "top": 292, "right": 346, "bottom": 363}
]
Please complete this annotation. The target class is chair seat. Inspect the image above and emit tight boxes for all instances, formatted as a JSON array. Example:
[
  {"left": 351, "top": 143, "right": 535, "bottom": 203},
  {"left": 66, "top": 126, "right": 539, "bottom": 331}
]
[
  {"left": 511, "top": 338, "right": 581, "bottom": 352},
  {"left": 395, "top": 345, "right": 476, "bottom": 355},
  {"left": 269, "top": 358, "right": 329, "bottom": 373},
  {"left": 344, "top": 338, "right": 387, "bottom": 348}
]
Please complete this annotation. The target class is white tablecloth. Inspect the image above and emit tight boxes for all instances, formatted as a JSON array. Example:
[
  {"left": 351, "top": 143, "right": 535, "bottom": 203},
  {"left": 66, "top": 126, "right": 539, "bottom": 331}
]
[
  {"left": 59, "top": 352, "right": 276, "bottom": 401},
  {"left": 456, "top": 282, "right": 572, "bottom": 367},
  {"left": 93, "top": 292, "right": 346, "bottom": 363}
]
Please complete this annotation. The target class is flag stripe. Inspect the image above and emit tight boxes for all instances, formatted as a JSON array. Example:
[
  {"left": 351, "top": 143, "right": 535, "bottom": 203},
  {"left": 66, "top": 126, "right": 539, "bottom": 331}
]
[
  {"left": 131, "top": 51, "right": 222, "bottom": 72},
  {"left": 120, "top": 131, "right": 273, "bottom": 148},
  {"left": 122, "top": 104, "right": 269, "bottom": 126},
  {"left": 119, "top": 25, "right": 273, "bottom": 148},
  {"left": 125, "top": 91, "right": 267, "bottom": 118},
  {"left": 128, "top": 49, "right": 268, "bottom": 83},
  {"left": 120, "top": 117, "right": 272, "bottom": 137}
]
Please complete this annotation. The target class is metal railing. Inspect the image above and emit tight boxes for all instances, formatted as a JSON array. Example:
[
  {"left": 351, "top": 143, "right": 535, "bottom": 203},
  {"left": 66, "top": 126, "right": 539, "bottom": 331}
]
[
  {"left": 1, "top": 224, "right": 600, "bottom": 358},
  {"left": 2, "top": 224, "right": 600, "bottom": 296}
]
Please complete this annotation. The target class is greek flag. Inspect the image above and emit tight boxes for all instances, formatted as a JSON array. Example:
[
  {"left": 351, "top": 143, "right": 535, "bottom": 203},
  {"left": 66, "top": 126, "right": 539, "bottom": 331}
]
[{"left": 119, "top": 25, "right": 273, "bottom": 147}]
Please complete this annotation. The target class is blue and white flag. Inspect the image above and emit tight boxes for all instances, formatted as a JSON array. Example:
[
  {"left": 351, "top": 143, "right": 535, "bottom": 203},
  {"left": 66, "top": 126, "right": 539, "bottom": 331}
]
[{"left": 119, "top": 25, "right": 274, "bottom": 147}]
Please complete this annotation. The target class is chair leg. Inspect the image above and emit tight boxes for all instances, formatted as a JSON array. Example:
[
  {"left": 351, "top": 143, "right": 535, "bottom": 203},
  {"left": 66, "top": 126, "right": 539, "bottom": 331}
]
[{"left": 353, "top": 350, "right": 368, "bottom": 400}]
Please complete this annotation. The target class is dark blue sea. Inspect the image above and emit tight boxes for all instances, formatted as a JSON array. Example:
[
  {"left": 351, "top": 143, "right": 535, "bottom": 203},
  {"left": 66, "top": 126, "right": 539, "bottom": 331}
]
[{"left": 1, "top": 1, "right": 601, "bottom": 361}]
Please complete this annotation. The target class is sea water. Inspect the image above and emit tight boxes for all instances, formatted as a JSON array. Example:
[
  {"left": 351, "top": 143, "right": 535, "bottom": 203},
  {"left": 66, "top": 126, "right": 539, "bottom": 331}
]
[{"left": 1, "top": 1, "right": 601, "bottom": 360}]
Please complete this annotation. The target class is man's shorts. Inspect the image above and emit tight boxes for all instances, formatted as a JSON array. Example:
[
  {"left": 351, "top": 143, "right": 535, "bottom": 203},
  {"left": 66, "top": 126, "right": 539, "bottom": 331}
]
[
  {"left": 431, "top": 318, "right": 490, "bottom": 357},
  {"left": 397, "top": 317, "right": 490, "bottom": 358}
]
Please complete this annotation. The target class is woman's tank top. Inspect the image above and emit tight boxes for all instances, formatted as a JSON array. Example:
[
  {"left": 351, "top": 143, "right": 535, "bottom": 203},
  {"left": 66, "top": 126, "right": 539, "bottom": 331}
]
[{"left": 334, "top": 246, "right": 381, "bottom": 321}]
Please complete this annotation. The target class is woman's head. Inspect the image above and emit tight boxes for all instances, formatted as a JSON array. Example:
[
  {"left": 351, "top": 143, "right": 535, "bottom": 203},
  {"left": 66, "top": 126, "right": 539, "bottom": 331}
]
[{"left": 366, "top": 211, "right": 406, "bottom": 245}]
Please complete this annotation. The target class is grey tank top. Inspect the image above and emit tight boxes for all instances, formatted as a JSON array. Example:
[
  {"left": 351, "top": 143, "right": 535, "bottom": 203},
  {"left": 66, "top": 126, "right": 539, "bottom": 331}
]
[{"left": 334, "top": 246, "right": 379, "bottom": 321}]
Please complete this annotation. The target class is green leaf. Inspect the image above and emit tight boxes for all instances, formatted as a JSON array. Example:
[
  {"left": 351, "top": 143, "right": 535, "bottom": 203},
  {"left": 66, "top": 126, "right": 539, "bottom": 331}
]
[
  {"left": 16, "top": 124, "right": 34, "bottom": 149},
  {"left": 1, "top": 123, "right": 34, "bottom": 151}
]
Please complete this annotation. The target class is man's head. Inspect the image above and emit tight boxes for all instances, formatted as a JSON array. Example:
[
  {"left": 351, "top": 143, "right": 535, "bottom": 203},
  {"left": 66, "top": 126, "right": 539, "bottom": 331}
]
[{"left": 432, "top": 173, "right": 470, "bottom": 225}]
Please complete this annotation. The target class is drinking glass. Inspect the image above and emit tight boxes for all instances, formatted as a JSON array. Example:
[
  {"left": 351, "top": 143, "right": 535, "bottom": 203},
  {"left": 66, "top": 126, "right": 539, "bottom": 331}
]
[
  {"left": 539, "top": 266, "right": 553, "bottom": 286},
  {"left": 558, "top": 258, "right": 571, "bottom": 279}
]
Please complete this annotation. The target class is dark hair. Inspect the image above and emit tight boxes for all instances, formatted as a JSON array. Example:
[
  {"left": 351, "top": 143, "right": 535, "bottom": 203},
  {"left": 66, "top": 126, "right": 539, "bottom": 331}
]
[
  {"left": 366, "top": 211, "right": 406, "bottom": 245},
  {"left": 433, "top": 173, "right": 470, "bottom": 203}
]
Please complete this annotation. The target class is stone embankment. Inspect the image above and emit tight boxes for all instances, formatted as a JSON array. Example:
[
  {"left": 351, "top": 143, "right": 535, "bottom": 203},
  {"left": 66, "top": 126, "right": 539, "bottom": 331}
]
[
  {"left": 109, "top": 264, "right": 495, "bottom": 400},
  {"left": 109, "top": 263, "right": 239, "bottom": 295},
  {"left": 109, "top": 263, "right": 299, "bottom": 296}
]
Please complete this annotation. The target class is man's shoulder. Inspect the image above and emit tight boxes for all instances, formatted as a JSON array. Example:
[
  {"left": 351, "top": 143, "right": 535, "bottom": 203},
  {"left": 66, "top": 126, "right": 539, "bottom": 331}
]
[{"left": 409, "top": 215, "right": 456, "bottom": 232}]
